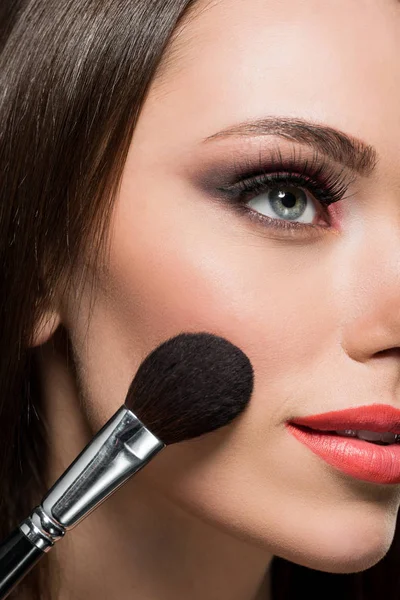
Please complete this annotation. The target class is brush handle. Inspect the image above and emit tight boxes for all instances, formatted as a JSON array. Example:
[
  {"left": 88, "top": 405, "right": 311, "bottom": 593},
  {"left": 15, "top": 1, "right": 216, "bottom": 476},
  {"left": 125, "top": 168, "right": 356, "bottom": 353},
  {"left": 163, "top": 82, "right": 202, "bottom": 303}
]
[
  {"left": 0, "top": 407, "right": 165, "bottom": 598},
  {"left": 0, "top": 527, "right": 45, "bottom": 599}
]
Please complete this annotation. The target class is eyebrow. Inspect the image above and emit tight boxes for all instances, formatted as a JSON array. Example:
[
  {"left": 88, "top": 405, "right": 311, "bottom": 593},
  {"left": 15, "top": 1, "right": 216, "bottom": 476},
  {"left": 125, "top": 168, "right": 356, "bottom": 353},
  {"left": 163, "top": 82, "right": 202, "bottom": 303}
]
[{"left": 201, "top": 117, "right": 378, "bottom": 176}]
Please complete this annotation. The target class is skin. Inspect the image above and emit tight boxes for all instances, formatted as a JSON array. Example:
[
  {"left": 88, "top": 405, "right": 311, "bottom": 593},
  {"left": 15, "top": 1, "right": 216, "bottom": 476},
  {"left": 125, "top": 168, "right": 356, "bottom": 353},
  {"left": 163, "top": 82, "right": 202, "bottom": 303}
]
[{"left": 32, "top": 0, "right": 400, "bottom": 598}]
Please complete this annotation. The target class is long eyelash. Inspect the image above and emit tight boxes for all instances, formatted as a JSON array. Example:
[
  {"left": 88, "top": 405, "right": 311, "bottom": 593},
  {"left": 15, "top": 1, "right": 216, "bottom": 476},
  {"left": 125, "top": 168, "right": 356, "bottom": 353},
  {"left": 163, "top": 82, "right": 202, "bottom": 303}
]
[
  {"left": 231, "top": 145, "right": 353, "bottom": 205},
  {"left": 214, "top": 145, "right": 355, "bottom": 234}
]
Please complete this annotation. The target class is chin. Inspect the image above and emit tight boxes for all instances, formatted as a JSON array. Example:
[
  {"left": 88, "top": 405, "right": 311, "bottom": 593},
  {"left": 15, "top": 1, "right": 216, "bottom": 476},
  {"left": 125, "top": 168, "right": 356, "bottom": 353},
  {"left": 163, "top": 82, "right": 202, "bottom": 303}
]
[
  {"left": 289, "top": 543, "right": 390, "bottom": 575},
  {"left": 274, "top": 510, "right": 397, "bottom": 575}
]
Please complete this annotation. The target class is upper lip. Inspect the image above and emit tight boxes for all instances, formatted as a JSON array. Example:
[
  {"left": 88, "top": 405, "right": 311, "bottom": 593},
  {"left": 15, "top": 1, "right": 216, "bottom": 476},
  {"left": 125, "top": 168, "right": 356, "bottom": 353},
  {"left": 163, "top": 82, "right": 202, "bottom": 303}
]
[{"left": 289, "top": 404, "right": 400, "bottom": 434}]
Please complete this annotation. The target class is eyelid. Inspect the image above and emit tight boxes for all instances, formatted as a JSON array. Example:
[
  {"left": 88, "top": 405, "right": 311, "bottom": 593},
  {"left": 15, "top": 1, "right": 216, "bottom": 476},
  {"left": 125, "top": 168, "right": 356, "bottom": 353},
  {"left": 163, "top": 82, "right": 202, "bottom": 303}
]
[
  {"left": 206, "top": 147, "right": 355, "bottom": 237},
  {"left": 188, "top": 142, "right": 358, "bottom": 240},
  {"left": 214, "top": 146, "right": 354, "bottom": 211},
  {"left": 235, "top": 145, "right": 354, "bottom": 185},
  {"left": 193, "top": 142, "right": 357, "bottom": 199},
  {"left": 223, "top": 170, "right": 348, "bottom": 207}
]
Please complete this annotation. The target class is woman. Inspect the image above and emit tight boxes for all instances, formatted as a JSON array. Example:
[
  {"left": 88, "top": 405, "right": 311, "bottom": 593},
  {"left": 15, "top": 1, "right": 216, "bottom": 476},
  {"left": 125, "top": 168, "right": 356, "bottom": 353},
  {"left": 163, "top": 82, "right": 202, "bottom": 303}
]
[{"left": 2, "top": 0, "right": 400, "bottom": 598}]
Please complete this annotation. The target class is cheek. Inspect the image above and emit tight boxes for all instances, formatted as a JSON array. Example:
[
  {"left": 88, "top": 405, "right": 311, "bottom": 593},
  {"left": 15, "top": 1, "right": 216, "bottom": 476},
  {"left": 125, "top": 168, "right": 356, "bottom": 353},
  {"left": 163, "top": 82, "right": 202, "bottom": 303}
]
[
  {"left": 106, "top": 182, "right": 337, "bottom": 381},
  {"left": 68, "top": 175, "right": 342, "bottom": 441},
  {"left": 93, "top": 180, "right": 344, "bottom": 441}
]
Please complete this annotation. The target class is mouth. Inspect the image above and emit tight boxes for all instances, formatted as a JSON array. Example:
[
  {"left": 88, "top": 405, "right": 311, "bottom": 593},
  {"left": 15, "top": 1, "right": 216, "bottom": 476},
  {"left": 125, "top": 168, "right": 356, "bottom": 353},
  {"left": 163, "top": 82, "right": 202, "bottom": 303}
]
[{"left": 286, "top": 404, "right": 400, "bottom": 485}]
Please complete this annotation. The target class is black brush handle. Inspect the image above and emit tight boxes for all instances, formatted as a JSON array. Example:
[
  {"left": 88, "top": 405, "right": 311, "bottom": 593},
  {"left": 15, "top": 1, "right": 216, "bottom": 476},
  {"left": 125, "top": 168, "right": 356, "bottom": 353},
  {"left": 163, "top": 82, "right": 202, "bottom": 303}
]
[{"left": 0, "top": 527, "right": 45, "bottom": 599}]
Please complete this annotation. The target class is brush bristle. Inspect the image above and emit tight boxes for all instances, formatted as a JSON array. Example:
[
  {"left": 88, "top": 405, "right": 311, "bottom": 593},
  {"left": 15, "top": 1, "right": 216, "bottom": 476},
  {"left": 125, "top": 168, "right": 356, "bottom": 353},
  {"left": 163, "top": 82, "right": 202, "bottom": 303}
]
[{"left": 124, "top": 332, "right": 254, "bottom": 444}]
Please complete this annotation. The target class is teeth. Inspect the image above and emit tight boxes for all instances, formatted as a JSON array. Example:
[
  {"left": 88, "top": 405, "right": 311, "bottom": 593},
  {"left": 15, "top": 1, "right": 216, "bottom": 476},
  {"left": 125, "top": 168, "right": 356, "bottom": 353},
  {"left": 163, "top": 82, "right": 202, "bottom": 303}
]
[
  {"left": 336, "top": 429, "right": 358, "bottom": 438},
  {"left": 336, "top": 430, "right": 400, "bottom": 444},
  {"left": 358, "top": 430, "right": 398, "bottom": 444}
]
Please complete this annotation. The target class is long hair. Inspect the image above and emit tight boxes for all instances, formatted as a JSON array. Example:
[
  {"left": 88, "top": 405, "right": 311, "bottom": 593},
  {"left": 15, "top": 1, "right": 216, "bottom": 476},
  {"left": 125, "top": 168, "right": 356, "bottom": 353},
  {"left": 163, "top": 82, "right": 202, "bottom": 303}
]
[{"left": 1, "top": 2, "right": 400, "bottom": 598}]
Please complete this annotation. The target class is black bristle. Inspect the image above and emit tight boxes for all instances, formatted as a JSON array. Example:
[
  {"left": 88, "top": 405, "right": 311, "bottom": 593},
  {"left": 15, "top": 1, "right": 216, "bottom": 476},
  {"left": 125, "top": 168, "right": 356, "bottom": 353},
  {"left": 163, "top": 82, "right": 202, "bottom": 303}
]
[{"left": 124, "top": 332, "right": 254, "bottom": 445}]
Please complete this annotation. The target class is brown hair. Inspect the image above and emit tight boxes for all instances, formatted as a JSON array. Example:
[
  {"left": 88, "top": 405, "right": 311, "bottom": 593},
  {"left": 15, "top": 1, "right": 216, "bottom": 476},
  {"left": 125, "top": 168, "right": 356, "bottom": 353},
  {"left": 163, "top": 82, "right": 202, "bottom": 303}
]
[{"left": 1, "top": 1, "right": 399, "bottom": 599}]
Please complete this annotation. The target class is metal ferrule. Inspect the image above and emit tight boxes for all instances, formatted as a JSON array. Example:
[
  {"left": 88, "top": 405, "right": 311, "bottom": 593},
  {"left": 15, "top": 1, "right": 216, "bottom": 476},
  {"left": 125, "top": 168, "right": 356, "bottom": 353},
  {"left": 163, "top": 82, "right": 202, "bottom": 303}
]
[{"left": 20, "top": 406, "right": 165, "bottom": 551}]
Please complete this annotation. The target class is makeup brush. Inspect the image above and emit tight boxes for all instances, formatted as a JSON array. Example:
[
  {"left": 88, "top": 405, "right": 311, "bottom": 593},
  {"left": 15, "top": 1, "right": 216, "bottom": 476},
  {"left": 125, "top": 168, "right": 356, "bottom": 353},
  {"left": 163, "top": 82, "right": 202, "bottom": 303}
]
[{"left": 0, "top": 332, "right": 253, "bottom": 599}]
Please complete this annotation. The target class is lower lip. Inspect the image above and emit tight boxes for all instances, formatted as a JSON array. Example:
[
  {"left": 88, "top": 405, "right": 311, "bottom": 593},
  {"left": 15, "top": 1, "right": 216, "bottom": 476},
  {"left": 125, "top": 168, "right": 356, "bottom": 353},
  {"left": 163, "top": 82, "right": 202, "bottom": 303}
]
[{"left": 286, "top": 424, "right": 400, "bottom": 484}]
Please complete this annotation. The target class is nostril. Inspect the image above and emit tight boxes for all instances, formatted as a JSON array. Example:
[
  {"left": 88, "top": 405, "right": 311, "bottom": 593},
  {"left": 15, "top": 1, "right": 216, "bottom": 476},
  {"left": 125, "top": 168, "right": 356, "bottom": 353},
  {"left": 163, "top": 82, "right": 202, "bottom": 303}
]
[{"left": 375, "top": 347, "right": 400, "bottom": 359}]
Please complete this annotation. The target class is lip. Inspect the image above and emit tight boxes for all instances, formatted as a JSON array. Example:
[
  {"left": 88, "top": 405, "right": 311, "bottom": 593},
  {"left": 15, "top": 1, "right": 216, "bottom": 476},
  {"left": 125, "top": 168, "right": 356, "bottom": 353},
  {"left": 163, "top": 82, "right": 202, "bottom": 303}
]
[
  {"left": 289, "top": 403, "right": 400, "bottom": 433},
  {"left": 286, "top": 404, "right": 400, "bottom": 485}
]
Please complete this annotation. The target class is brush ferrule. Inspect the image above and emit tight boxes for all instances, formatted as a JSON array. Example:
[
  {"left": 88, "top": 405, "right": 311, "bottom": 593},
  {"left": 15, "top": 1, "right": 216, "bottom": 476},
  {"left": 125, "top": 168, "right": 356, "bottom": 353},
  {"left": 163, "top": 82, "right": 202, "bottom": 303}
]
[
  {"left": 20, "top": 506, "right": 65, "bottom": 551},
  {"left": 20, "top": 407, "right": 164, "bottom": 550}
]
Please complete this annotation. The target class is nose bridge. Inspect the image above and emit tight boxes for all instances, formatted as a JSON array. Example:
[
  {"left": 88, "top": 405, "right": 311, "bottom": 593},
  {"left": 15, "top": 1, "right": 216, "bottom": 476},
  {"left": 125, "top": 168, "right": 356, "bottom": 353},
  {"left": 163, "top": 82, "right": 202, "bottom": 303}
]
[{"left": 340, "top": 224, "right": 400, "bottom": 362}]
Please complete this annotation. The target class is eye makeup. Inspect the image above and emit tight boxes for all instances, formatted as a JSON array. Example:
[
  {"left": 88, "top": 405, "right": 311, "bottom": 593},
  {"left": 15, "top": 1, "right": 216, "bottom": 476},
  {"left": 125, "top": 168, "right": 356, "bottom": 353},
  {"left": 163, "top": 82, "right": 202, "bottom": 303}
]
[{"left": 194, "top": 143, "right": 356, "bottom": 240}]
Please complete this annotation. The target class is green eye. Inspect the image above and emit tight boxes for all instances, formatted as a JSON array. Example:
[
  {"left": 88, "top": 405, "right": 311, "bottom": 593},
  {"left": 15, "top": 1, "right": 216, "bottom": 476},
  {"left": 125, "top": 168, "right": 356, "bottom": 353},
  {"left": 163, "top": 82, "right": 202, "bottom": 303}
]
[{"left": 247, "top": 186, "right": 315, "bottom": 223}]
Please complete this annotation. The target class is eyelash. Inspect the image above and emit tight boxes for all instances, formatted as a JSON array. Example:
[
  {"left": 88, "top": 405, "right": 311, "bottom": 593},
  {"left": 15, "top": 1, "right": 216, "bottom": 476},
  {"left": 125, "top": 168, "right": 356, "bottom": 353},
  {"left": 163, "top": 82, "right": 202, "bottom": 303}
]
[{"left": 215, "top": 150, "right": 354, "bottom": 238}]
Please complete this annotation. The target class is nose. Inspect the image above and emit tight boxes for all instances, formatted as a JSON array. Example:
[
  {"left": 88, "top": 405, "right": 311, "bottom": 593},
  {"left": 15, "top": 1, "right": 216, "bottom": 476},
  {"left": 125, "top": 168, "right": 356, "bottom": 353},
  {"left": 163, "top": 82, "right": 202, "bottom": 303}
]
[{"left": 341, "top": 225, "right": 400, "bottom": 365}]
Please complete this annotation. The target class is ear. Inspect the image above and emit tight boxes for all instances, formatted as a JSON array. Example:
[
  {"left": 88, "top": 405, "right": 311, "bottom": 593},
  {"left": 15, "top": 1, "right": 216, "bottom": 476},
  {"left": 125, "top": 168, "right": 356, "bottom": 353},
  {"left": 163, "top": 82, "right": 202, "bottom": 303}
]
[{"left": 30, "top": 309, "right": 62, "bottom": 347}]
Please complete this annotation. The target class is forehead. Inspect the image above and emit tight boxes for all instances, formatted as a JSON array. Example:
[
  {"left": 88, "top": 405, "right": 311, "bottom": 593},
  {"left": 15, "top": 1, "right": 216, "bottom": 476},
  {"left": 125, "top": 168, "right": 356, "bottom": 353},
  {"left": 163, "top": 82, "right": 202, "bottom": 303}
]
[{"left": 134, "top": 0, "right": 400, "bottom": 170}]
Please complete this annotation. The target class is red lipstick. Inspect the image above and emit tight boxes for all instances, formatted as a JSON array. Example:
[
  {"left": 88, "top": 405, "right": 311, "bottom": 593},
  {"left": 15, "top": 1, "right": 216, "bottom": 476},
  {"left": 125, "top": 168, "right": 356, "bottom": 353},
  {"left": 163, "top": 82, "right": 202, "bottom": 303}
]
[{"left": 287, "top": 404, "right": 400, "bottom": 484}]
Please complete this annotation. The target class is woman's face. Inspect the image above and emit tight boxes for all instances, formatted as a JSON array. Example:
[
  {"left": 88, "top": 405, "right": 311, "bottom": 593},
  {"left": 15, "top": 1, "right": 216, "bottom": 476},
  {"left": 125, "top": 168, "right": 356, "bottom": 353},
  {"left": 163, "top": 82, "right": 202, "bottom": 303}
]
[{"left": 58, "top": 0, "right": 400, "bottom": 573}]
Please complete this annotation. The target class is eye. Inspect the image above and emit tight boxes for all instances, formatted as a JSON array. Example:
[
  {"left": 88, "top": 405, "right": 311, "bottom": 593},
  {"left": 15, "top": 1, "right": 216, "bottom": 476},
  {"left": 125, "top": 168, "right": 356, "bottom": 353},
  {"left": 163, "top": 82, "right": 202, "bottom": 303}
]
[
  {"left": 211, "top": 151, "right": 353, "bottom": 237},
  {"left": 247, "top": 185, "right": 317, "bottom": 224}
]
